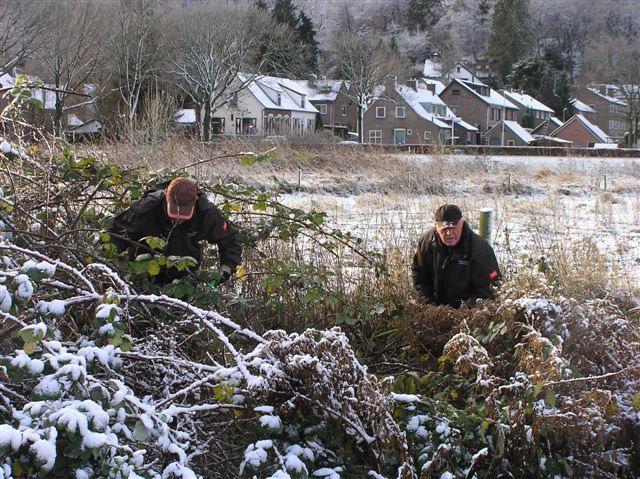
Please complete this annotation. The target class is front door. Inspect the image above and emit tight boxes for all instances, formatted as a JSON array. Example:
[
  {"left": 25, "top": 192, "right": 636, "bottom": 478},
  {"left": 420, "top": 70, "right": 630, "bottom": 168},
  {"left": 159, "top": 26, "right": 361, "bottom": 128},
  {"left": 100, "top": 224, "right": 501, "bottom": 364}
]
[{"left": 394, "top": 129, "right": 406, "bottom": 145}]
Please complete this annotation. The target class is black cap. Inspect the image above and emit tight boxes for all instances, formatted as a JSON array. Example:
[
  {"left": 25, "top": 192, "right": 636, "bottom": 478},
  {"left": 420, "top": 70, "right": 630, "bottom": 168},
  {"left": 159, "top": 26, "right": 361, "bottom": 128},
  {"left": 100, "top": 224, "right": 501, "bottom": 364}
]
[{"left": 435, "top": 204, "right": 462, "bottom": 225}]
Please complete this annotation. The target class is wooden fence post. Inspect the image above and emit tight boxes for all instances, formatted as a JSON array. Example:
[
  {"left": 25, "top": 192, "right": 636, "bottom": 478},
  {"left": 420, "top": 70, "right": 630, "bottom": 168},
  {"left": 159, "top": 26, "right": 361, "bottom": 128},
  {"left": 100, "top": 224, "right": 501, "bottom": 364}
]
[{"left": 478, "top": 208, "right": 493, "bottom": 242}]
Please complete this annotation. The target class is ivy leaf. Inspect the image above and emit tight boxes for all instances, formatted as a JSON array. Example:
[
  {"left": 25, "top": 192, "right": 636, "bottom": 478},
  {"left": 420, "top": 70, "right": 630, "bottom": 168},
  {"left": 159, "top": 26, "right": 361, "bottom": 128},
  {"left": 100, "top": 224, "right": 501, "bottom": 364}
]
[
  {"left": 240, "top": 155, "right": 257, "bottom": 166},
  {"left": 147, "top": 260, "right": 161, "bottom": 276},
  {"left": 133, "top": 420, "right": 150, "bottom": 442},
  {"left": 632, "top": 393, "right": 640, "bottom": 412},
  {"left": 23, "top": 341, "right": 36, "bottom": 355}
]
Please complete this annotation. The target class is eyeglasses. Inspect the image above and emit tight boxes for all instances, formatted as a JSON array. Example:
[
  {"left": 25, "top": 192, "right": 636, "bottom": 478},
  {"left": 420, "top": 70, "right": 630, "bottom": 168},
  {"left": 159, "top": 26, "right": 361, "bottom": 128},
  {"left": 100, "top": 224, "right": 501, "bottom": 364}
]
[{"left": 435, "top": 219, "right": 461, "bottom": 230}]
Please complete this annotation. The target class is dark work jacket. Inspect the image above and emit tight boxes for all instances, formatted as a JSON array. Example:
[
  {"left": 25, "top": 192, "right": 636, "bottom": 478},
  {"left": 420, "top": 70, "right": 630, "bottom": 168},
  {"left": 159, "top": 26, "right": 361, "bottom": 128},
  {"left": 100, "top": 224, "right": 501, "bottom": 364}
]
[
  {"left": 411, "top": 222, "right": 500, "bottom": 308},
  {"left": 109, "top": 189, "right": 242, "bottom": 281}
]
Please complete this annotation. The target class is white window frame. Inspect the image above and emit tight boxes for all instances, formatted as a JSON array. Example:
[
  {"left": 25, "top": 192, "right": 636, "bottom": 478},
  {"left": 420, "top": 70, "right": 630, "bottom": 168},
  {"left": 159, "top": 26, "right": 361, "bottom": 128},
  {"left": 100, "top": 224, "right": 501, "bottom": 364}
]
[
  {"left": 424, "top": 130, "right": 432, "bottom": 140},
  {"left": 376, "top": 106, "right": 386, "bottom": 118},
  {"left": 395, "top": 106, "right": 406, "bottom": 118},
  {"left": 508, "top": 140, "right": 515, "bottom": 146},
  {"left": 369, "top": 130, "right": 382, "bottom": 143},
  {"left": 341, "top": 105, "right": 347, "bottom": 116},
  {"left": 407, "top": 129, "right": 412, "bottom": 136},
  {"left": 318, "top": 104, "right": 327, "bottom": 115}
]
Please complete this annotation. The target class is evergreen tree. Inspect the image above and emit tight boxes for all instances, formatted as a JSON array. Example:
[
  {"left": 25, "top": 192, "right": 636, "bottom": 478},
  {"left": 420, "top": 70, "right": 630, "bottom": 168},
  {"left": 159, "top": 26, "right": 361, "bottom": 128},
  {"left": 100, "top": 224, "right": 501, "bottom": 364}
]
[
  {"left": 272, "top": 0, "right": 298, "bottom": 29},
  {"left": 553, "top": 71, "right": 574, "bottom": 120},
  {"left": 254, "top": 0, "right": 268, "bottom": 10},
  {"left": 521, "top": 108, "right": 536, "bottom": 128},
  {"left": 297, "top": 10, "right": 319, "bottom": 72},
  {"left": 406, "top": 0, "right": 442, "bottom": 32},
  {"left": 488, "top": 0, "right": 534, "bottom": 81}
]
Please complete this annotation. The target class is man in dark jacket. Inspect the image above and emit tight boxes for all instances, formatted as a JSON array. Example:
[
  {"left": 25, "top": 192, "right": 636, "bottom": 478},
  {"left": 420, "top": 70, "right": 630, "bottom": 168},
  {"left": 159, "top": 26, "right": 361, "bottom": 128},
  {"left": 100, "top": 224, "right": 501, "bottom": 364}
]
[
  {"left": 109, "top": 178, "right": 242, "bottom": 284},
  {"left": 412, "top": 204, "right": 500, "bottom": 308}
]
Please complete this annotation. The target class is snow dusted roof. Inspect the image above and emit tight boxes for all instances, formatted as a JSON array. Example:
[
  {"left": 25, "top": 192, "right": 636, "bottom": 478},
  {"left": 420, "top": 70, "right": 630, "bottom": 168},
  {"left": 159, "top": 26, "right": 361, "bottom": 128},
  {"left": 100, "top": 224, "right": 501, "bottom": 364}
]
[
  {"left": 502, "top": 90, "right": 554, "bottom": 113},
  {"left": 453, "top": 118, "right": 477, "bottom": 131},
  {"left": 587, "top": 87, "right": 626, "bottom": 106},
  {"left": 421, "top": 79, "right": 445, "bottom": 96},
  {"left": 240, "top": 74, "right": 318, "bottom": 113},
  {"left": 67, "top": 113, "right": 83, "bottom": 126},
  {"left": 551, "top": 114, "right": 610, "bottom": 143},
  {"left": 456, "top": 79, "right": 518, "bottom": 109},
  {"left": 288, "top": 79, "right": 343, "bottom": 102},
  {"left": 423, "top": 58, "right": 442, "bottom": 78},
  {"left": 395, "top": 84, "right": 449, "bottom": 128},
  {"left": 549, "top": 116, "right": 563, "bottom": 127},
  {"left": 175, "top": 109, "right": 196, "bottom": 124},
  {"left": 503, "top": 120, "right": 535, "bottom": 143},
  {"left": 571, "top": 98, "right": 596, "bottom": 113}
]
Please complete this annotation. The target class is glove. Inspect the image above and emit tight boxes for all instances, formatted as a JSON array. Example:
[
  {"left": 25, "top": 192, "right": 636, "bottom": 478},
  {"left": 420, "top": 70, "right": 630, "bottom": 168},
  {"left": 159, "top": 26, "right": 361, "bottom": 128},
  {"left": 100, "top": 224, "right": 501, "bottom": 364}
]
[{"left": 218, "top": 265, "right": 233, "bottom": 285}]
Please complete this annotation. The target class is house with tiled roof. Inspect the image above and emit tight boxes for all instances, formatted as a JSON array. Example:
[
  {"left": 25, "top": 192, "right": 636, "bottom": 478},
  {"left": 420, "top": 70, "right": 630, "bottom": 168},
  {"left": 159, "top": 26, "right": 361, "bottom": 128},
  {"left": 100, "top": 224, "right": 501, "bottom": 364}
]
[
  {"left": 571, "top": 98, "right": 597, "bottom": 124},
  {"left": 180, "top": 74, "right": 319, "bottom": 136},
  {"left": 363, "top": 78, "right": 455, "bottom": 145},
  {"left": 439, "top": 79, "right": 519, "bottom": 142},
  {"left": 501, "top": 90, "right": 555, "bottom": 128},
  {"left": 574, "top": 86, "right": 626, "bottom": 139},
  {"left": 550, "top": 114, "right": 610, "bottom": 147},
  {"left": 288, "top": 75, "right": 357, "bottom": 136},
  {"left": 483, "top": 120, "right": 534, "bottom": 146},
  {"left": 530, "top": 116, "right": 564, "bottom": 136}
]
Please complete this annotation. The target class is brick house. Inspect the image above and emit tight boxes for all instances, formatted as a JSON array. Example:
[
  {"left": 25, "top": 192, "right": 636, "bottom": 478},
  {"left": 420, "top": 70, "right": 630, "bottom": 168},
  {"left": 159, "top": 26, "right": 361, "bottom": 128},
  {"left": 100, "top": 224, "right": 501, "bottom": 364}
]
[
  {"left": 501, "top": 90, "right": 555, "bottom": 128},
  {"left": 364, "top": 78, "right": 450, "bottom": 145},
  {"left": 439, "top": 79, "right": 519, "bottom": 143},
  {"left": 550, "top": 114, "right": 610, "bottom": 147},
  {"left": 290, "top": 75, "right": 358, "bottom": 137},
  {"left": 531, "top": 116, "right": 564, "bottom": 136},
  {"left": 574, "top": 86, "right": 626, "bottom": 140},
  {"left": 483, "top": 120, "right": 534, "bottom": 146},
  {"left": 571, "top": 98, "right": 597, "bottom": 124}
]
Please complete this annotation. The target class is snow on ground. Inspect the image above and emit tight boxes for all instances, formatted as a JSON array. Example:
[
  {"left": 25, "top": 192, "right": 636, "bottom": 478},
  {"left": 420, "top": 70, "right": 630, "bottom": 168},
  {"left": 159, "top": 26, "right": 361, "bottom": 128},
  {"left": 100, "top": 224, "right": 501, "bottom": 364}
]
[{"left": 277, "top": 154, "right": 640, "bottom": 285}]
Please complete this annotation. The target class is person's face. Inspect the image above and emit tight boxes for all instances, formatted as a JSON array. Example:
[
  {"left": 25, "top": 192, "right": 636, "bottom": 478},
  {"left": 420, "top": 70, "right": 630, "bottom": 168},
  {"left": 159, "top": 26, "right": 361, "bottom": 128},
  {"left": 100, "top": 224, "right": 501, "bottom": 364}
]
[{"left": 436, "top": 219, "right": 464, "bottom": 247}]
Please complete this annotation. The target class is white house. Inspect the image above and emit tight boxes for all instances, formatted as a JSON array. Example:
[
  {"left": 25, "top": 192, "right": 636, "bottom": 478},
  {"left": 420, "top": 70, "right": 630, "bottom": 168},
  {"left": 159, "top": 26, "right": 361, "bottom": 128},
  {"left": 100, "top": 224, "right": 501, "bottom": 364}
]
[{"left": 211, "top": 74, "right": 318, "bottom": 136}]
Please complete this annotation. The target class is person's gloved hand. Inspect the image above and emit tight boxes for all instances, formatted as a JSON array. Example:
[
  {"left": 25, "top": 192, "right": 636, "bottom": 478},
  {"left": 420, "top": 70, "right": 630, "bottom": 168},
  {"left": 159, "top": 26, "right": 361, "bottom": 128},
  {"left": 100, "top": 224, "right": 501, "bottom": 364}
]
[{"left": 218, "top": 265, "right": 233, "bottom": 285}]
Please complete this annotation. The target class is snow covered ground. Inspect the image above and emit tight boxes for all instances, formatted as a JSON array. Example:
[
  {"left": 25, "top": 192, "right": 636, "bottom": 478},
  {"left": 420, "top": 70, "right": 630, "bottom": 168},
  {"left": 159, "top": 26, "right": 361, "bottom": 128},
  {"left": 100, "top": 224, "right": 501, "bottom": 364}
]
[{"left": 277, "top": 154, "right": 640, "bottom": 285}]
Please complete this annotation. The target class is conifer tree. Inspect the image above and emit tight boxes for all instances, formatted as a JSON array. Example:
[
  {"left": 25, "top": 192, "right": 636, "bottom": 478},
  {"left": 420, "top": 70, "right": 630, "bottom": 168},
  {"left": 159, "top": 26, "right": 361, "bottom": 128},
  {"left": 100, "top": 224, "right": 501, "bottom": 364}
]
[
  {"left": 297, "top": 10, "right": 319, "bottom": 72},
  {"left": 488, "top": 0, "right": 534, "bottom": 81},
  {"left": 406, "top": 0, "right": 442, "bottom": 32}
]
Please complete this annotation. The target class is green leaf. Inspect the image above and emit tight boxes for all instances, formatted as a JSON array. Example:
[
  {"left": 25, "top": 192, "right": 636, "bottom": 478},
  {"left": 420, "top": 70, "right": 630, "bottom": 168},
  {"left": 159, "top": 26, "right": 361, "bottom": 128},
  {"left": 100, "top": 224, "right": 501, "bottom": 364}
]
[
  {"left": 132, "top": 420, "right": 150, "bottom": 442},
  {"left": 240, "top": 155, "right": 258, "bottom": 166},
  {"left": 23, "top": 341, "right": 36, "bottom": 355},
  {"left": 533, "top": 380, "right": 546, "bottom": 397},
  {"left": 632, "top": 393, "right": 640, "bottom": 412},
  {"left": 100, "top": 232, "right": 111, "bottom": 243},
  {"left": 544, "top": 388, "right": 556, "bottom": 408},
  {"left": 142, "top": 236, "right": 166, "bottom": 250},
  {"left": 147, "top": 260, "right": 161, "bottom": 276}
]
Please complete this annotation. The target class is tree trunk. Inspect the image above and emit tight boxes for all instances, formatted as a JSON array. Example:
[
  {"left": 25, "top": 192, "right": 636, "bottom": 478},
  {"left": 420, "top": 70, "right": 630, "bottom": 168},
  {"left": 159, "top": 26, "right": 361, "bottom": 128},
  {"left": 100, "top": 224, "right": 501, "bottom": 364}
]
[
  {"left": 203, "top": 98, "right": 212, "bottom": 142},
  {"left": 357, "top": 94, "right": 365, "bottom": 143},
  {"left": 54, "top": 93, "right": 63, "bottom": 138}
]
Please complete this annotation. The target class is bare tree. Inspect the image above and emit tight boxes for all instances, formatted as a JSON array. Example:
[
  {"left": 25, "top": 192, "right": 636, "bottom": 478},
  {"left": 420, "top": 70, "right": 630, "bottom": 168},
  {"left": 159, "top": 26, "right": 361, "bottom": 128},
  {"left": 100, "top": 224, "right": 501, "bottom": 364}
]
[
  {"left": 163, "top": 3, "right": 270, "bottom": 141},
  {"left": 110, "top": 0, "right": 162, "bottom": 143},
  {"left": 0, "top": 0, "right": 46, "bottom": 75},
  {"left": 330, "top": 31, "right": 403, "bottom": 142},
  {"left": 583, "top": 35, "right": 640, "bottom": 147},
  {"left": 33, "top": 0, "right": 107, "bottom": 136}
]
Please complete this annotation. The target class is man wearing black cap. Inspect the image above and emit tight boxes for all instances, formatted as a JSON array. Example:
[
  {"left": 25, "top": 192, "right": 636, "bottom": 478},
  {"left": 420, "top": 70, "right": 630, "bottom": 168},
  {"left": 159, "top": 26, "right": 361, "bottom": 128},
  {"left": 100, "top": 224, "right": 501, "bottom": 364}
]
[
  {"left": 412, "top": 204, "right": 500, "bottom": 308},
  {"left": 109, "top": 177, "right": 242, "bottom": 284}
]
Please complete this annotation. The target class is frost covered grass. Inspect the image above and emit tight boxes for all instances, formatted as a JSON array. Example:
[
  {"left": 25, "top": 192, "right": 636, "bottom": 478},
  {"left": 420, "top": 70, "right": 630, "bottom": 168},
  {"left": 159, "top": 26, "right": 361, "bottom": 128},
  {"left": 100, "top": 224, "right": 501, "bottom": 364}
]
[{"left": 1, "top": 91, "right": 640, "bottom": 479}]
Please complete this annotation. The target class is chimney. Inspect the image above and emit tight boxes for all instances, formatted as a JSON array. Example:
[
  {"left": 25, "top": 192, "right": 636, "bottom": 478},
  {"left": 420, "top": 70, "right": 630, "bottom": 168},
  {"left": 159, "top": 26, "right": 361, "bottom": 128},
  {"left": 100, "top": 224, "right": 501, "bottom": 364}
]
[
  {"left": 426, "top": 83, "right": 436, "bottom": 94},
  {"left": 406, "top": 79, "right": 418, "bottom": 91},
  {"left": 308, "top": 74, "right": 317, "bottom": 87},
  {"left": 384, "top": 75, "right": 396, "bottom": 93}
]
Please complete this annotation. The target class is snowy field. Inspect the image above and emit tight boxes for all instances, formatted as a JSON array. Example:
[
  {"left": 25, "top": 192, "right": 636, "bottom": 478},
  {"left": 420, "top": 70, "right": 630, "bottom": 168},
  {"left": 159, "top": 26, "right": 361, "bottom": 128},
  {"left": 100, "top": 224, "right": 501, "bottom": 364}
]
[{"left": 277, "top": 154, "right": 640, "bottom": 286}]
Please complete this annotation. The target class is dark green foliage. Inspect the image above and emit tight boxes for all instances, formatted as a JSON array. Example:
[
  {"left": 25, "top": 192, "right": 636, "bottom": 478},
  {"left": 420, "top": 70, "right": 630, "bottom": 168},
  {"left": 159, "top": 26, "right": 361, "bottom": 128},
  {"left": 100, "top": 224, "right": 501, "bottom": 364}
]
[
  {"left": 521, "top": 108, "right": 536, "bottom": 129},
  {"left": 509, "top": 57, "right": 575, "bottom": 118},
  {"left": 405, "top": 0, "right": 443, "bottom": 32},
  {"left": 488, "top": 0, "right": 534, "bottom": 82}
]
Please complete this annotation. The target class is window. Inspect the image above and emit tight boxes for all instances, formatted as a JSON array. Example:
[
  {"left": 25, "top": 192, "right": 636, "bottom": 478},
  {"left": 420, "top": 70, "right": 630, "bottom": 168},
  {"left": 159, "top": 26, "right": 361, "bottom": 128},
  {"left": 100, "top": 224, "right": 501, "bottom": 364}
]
[
  {"left": 341, "top": 105, "right": 347, "bottom": 116},
  {"left": 424, "top": 131, "right": 432, "bottom": 140},
  {"left": 508, "top": 140, "right": 515, "bottom": 146},
  {"left": 407, "top": 129, "right": 412, "bottom": 135},
  {"left": 301, "top": 97, "right": 305, "bottom": 108},
  {"left": 588, "top": 142, "right": 595, "bottom": 148},
  {"left": 450, "top": 105, "right": 458, "bottom": 114},
  {"left": 369, "top": 130, "right": 382, "bottom": 143},
  {"left": 452, "top": 89, "right": 461, "bottom": 96},
  {"left": 318, "top": 104, "right": 327, "bottom": 115},
  {"left": 589, "top": 104, "right": 596, "bottom": 111},
  {"left": 277, "top": 93, "right": 282, "bottom": 106},
  {"left": 456, "top": 66, "right": 461, "bottom": 73},
  {"left": 376, "top": 106, "right": 386, "bottom": 118},
  {"left": 396, "top": 106, "right": 405, "bottom": 118}
]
